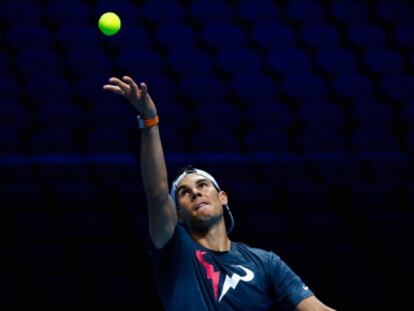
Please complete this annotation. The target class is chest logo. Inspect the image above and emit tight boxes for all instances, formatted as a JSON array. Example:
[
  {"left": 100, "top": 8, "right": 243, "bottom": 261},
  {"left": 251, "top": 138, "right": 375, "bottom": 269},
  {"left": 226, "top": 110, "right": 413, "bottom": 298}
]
[{"left": 196, "top": 251, "right": 255, "bottom": 302}]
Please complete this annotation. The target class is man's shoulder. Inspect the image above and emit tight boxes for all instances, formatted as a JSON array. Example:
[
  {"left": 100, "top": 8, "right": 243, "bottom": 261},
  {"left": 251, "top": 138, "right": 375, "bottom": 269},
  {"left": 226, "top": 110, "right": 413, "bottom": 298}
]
[{"left": 233, "top": 241, "right": 275, "bottom": 260}]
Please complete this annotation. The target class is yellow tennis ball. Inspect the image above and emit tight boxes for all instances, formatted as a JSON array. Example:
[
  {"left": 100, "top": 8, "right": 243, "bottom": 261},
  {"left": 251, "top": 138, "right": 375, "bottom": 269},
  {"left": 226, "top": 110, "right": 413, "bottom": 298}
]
[{"left": 98, "top": 12, "right": 121, "bottom": 36}]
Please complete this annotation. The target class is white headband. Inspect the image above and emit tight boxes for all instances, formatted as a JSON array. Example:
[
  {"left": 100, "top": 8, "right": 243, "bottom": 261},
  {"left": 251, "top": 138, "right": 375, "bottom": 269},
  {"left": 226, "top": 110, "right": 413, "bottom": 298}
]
[{"left": 170, "top": 168, "right": 221, "bottom": 206}]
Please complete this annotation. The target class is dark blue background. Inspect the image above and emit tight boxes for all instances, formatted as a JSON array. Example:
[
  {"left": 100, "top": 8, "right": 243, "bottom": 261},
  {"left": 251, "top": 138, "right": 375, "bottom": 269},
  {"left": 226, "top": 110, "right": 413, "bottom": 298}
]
[{"left": 1, "top": 0, "right": 413, "bottom": 310}]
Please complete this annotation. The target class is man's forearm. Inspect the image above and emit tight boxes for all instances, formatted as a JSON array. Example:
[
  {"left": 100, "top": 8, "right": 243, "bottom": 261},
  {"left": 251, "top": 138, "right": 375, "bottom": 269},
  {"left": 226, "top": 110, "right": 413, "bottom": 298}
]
[{"left": 140, "top": 125, "right": 169, "bottom": 201}]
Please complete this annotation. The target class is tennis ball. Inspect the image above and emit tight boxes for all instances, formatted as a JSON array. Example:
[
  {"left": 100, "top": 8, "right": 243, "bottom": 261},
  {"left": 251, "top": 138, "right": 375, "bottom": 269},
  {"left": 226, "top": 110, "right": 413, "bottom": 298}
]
[{"left": 98, "top": 12, "right": 121, "bottom": 36}]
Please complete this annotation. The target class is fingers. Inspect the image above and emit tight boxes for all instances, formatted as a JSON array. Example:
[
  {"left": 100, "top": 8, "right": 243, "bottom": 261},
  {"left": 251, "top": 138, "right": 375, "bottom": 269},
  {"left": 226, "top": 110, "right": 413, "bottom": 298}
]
[
  {"left": 104, "top": 77, "right": 131, "bottom": 94},
  {"left": 102, "top": 84, "right": 124, "bottom": 95},
  {"left": 140, "top": 82, "right": 148, "bottom": 96},
  {"left": 103, "top": 76, "right": 149, "bottom": 100},
  {"left": 122, "top": 76, "right": 140, "bottom": 95}
]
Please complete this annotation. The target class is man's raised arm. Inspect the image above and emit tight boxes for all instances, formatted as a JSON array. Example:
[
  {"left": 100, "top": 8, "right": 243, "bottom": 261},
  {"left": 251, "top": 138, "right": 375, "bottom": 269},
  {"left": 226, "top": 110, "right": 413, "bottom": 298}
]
[{"left": 103, "top": 76, "right": 177, "bottom": 249}]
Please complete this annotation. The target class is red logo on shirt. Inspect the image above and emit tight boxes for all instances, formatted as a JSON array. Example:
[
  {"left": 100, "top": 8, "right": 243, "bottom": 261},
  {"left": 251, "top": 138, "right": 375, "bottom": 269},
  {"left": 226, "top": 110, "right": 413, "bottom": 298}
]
[{"left": 195, "top": 250, "right": 220, "bottom": 300}]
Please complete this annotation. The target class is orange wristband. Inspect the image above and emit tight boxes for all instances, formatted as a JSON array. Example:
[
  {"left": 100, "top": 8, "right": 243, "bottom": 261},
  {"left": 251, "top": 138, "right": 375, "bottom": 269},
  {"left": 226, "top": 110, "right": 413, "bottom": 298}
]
[{"left": 137, "top": 115, "right": 159, "bottom": 129}]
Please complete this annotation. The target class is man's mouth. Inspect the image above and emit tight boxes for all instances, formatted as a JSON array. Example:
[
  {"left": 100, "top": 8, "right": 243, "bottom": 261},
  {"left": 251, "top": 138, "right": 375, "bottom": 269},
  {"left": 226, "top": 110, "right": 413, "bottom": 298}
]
[{"left": 195, "top": 202, "right": 208, "bottom": 211}]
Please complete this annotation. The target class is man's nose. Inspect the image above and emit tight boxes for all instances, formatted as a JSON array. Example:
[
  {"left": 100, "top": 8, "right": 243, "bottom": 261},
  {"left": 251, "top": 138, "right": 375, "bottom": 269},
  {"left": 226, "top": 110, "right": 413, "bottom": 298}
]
[{"left": 191, "top": 188, "right": 202, "bottom": 199}]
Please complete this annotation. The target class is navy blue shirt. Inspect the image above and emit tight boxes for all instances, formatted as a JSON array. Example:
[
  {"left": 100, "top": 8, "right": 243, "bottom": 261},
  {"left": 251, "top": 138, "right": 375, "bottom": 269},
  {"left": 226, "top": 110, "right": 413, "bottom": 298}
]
[{"left": 148, "top": 225, "right": 313, "bottom": 311}]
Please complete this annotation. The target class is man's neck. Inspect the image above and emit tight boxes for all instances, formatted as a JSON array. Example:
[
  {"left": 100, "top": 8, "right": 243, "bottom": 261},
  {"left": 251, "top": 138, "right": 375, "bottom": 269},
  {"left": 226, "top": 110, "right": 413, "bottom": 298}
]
[{"left": 191, "top": 225, "right": 231, "bottom": 252}]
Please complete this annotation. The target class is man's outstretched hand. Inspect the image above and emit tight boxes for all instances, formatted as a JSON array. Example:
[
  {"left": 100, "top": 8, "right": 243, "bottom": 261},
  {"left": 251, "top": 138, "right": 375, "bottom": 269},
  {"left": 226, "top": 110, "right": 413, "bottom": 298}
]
[{"left": 103, "top": 76, "right": 157, "bottom": 118}]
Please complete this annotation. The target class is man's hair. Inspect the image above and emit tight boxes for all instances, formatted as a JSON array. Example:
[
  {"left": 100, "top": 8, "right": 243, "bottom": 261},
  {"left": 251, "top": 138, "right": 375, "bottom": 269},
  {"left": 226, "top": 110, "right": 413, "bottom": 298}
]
[
  {"left": 172, "top": 164, "right": 197, "bottom": 183},
  {"left": 172, "top": 164, "right": 220, "bottom": 192}
]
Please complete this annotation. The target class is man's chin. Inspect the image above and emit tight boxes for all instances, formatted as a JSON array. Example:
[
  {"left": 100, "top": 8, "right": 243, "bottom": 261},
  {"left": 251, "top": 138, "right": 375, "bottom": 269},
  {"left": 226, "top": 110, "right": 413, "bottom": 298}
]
[{"left": 191, "top": 215, "right": 221, "bottom": 232}]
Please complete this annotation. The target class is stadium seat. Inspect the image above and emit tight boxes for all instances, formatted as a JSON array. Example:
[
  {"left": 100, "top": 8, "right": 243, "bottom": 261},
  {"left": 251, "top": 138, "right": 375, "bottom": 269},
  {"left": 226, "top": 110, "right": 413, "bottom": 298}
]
[
  {"left": 201, "top": 23, "right": 246, "bottom": 49},
  {"left": 143, "top": 75, "right": 178, "bottom": 104},
  {"left": 191, "top": 129, "right": 239, "bottom": 152},
  {"left": 243, "top": 128, "right": 291, "bottom": 153},
  {"left": 375, "top": 1, "right": 414, "bottom": 25},
  {"left": 216, "top": 47, "right": 263, "bottom": 76},
  {"left": 405, "top": 131, "right": 414, "bottom": 153},
  {"left": 109, "top": 26, "right": 150, "bottom": 51},
  {"left": 37, "top": 162, "right": 94, "bottom": 186},
  {"left": 351, "top": 129, "right": 398, "bottom": 152},
  {"left": 179, "top": 75, "right": 227, "bottom": 102},
  {"left": 82, "top": 128, "right": 134, "bottom": 153},
  {"left": 235, "top": 0, "right": 279, "bottom": 24},
  {"left": 156, "top": 23, "right": 196, "bottom": 49},
  {"left": 190, "top": 1, "right": 234, "bottom": 24},
  {"left": 0, "top": 52, "right": 9, "bottom": 74},
  {"left": 393, "top": 25, "right": 414, "bottom": 48},
  {"left": 298, "top": 129, "right": 346, "bottom": 153},
  {"left": 46, "top": 0, "right": 90, "bottom": 26},
  {"left": 88, "top": 100, "right": 134, "bottom": 132},
  {"left": 352, "top": 182, "right": 399, "bottom": 211},
  {"left": 193, "top": 103, "right": 241, "bottom": 131},
  {"left": 257, "top": 154, "right": 310, "bottom": 184},
  {"left": 230, "top": 73, "right": 277, "bottom": 103},
  {"left": 0, "top": 75, "right": 18, "bottom": 101},
  {"left": 74, "top": 76, "right": 111, "bottom": 104},
  {"left": 302, "top": 211, "right": 347, "bottom": 243},
  {"left": 286, "top": 0, "right": 325, "bottom": 24},
  {"left": 367, "top": 152, "right": 412, "bottom": 185},
  {"left": 143, "top": 1, "right": 185, "bottom": 24},
  {"left": 245, "top": 211, "right": 291, "bottom": 235},
  {"left": 282, "top": 74, "right": 328, "bottom": 99},
  {"left": 28, "top": 129, "right": 79, "bottom": 154},
  {"left": 0, "top": 129, "right": 24, "bottom": 154},
  {"left": 334, "top": 74, "right": 374, "bottom": 99},
  {"left": 56, "top": 25, "right": 102, "bottom": 51},
  {"left": 25, "top": 74, "right": 72, "bottom": 104},
  {"left": 0, "top": 158, "right": 34, "bottom": 184},
  {"left": 246, "top": 101, "right": 294, "bottom": 131},
  {"left": 363, "top": 48, "right": 404, "bottom": 74},
  {"left": 330, "top": 1, "right": 370, "bottom": 25},
  {"left": 16, "top": 49, "right": 62, "bottom": 77},
  {"left": 7, "top": 25, "right": 53, "bottom": 50},
  {"left": 285, "top": 183, "right": 331, "bottom": 211},
  {"left": 306, "top": 152, "right": 366, "bottom": 185},
  {"left": 156, "top": 127, "right": 186, "bottom": 153},
  {"left": 352, "top": 100, "right": 394, "bottom": 130},
  {"left": 93, "top": 161, "right": 140, "bottom": 189},
  {"left": 1, "top": 0, "right": 42, "bottom": 26},
  {"left": 400, "top": 101, "right": 414, "bottom": 130},
  {"left": 298, "top": 102, "right": 345, "bottom": 131},
  {"left": 65, "top": 49, "right": 111, "bottom": 79},
  {"left": 157, "top": 99, "right": 193, "bottom": 131},
  {"left": 267, "top": 47, "right": 312, "bottom": 74},
  {"left": 94, "top": 0, "right": 140, "bottom": 27},
  {"left": 250, "top": 23, "right": 295, "bottom": 49},
  {"left": 35, "top": 103, "right": 86, "bottom": 132},
  {"left": 51, "top": 183, "right": 108, "bottom": 210},
  {"left": 167, "top": 48, "right": 212, "bottom": 77},
  {"left": 116, "top": 48, "right": 164, "bottom": 77},
  {"left": 380, "top": 74, "right": 414, "bottom": 101},
  {"left": 301, "top": 24, "right": 340, "bottom": 48},
  {"left": 347, "top": 25, "right": 386, "bottom": 48},
  {"left": 0, "top": 99, "right": 30, "bottom": 132},
  {"left": 317, "top": 48, "right": 358, "bottom": 74}
]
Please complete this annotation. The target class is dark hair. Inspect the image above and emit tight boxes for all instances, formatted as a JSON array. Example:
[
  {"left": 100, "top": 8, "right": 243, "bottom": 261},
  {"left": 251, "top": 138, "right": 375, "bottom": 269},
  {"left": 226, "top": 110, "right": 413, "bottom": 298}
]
[
  {"left": 171, "top": 165, "right": 221, "bottom": 192},
  {"left": 172, "top": 164, "right": 197, "bottom": 183}
]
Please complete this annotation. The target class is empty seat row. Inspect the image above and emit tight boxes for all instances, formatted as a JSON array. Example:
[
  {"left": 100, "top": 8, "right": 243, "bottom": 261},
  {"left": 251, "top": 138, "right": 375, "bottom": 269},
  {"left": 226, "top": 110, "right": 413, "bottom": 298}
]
[
  {"left": 3, "top": 1, "right": 412, "bottom": 26},
  {"left": 5, "top": 23, "right": 414, "bottom": 51}
]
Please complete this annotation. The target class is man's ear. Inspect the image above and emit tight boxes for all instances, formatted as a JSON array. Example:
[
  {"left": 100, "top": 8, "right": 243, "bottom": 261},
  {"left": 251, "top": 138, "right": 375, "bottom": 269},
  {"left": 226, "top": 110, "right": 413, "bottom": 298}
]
[{"left": 219, "top": 191, "right": 228, "bottom": 205}]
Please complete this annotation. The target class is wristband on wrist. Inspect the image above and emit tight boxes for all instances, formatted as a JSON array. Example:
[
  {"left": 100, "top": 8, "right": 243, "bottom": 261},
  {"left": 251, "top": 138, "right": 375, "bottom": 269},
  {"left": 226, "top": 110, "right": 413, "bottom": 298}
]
[{"left": 137, "top": 114, "right": 159, "bottom": 129}]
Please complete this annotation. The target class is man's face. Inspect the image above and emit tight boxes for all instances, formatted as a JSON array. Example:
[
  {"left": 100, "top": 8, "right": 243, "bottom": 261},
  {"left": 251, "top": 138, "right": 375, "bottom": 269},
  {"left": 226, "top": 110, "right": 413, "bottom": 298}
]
[{"left": 176, "top": 174, "right": 228, "bottom": 231}]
